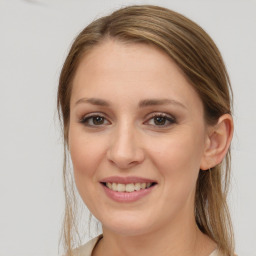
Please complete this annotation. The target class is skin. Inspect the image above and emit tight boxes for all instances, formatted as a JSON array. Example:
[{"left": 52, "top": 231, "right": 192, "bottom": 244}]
[{"left": 68, "top": 39, "right": 233, "bottom": 256}]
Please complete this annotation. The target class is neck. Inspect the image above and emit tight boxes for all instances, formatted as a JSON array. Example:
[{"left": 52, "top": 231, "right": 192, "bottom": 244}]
[{"left": 93, "top": 216, "right": 216, "bottom": 256}]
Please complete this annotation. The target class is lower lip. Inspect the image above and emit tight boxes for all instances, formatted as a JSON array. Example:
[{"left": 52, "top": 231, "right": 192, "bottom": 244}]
[{"left": 101, "top": 184, "right": 156, "bottom": 203}]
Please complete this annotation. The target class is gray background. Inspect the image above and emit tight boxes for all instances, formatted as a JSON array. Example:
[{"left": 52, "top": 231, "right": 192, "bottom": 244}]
[{"left": 0, "top": 0, "right": 255, "bottom": 255}]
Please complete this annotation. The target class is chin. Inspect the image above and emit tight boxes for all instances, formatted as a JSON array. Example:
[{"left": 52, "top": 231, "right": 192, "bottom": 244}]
[
  {"left": 100, "top": 212, "right": 154, "bottom": 236},
  {"left": 104, "top": 223, "right": 152, "bottom": 237}
]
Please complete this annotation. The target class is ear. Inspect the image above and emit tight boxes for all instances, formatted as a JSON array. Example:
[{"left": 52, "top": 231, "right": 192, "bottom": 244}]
[{"left": 200, "top": 114, "right": 233, "bottom": 170}]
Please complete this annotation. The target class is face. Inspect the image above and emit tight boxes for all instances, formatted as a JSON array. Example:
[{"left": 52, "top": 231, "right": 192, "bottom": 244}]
[{"left": 69, "top": 40, "right": 209, "bottom": 236}]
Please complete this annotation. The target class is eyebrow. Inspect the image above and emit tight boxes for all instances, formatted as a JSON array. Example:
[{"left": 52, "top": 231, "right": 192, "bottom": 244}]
[
  {"left": 75, "top": 97, "right": 187, "bottom": 109},
  {"left": 138, "top": 99, "right": 187, "bottom": 109},
  {"left": 75, "top": 97, "right": 110, "bottom": 106}
]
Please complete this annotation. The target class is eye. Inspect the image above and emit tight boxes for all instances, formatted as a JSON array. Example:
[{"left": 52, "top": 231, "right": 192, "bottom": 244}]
[
  {"left": 145, "top": 113, "right": 176, "bottom": 127},
  {"left": 79, "top": 114, "right": 110, "bottom": 126}
]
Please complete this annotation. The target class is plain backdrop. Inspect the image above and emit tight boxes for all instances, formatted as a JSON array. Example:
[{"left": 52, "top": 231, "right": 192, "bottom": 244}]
[{"left": 0, "top": 0, "right": 255, "bottom": 255}]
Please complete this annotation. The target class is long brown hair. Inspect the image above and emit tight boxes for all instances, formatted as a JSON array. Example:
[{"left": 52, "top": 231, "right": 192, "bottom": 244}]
[{"left": 57, "top": 5, "right": 234, "bottom": 255}]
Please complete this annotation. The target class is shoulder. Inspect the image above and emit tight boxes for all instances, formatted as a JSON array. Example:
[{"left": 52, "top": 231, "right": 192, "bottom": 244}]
[
  {"left": 72, "top": 234, "right": 103, "bottom": 256},
  {"left": 209, "top": 249, "right": 238, "bottom": 256}
]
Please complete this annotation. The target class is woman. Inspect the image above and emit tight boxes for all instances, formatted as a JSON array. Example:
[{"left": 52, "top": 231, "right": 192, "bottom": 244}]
[{"left": 57, "top": 5, "right": 235, "bottom": 256}]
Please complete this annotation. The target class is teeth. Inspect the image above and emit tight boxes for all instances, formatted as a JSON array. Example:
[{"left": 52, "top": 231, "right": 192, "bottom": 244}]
[
  {"left": 105, "top": 182, "right": 153, "bottom": 192},
  {"left": 134, "top": 183, "right": 141, "bottom": 191},
  {"left": 125, "top": 183, "right": 135, "bottom": 192},
  {"left": 141, "top": 183, "right": 146, "bottom": 189},
  {"left": 106, "top": 183, "right": 112, "bottom": 189},
  {"left": 117, "top": 183, "right": 126, "bottom": 192},
  {"left": 112, "top": 183, "right": 117, "bottom": 191}
]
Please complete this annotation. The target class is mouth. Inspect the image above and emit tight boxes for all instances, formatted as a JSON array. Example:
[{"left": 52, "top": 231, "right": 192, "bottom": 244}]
[
  {"left": 100, "top": 182, "right": 157, "bottom": 193},
  {"left": 100, "top": 176, "right": 157, "bottom": 202}
]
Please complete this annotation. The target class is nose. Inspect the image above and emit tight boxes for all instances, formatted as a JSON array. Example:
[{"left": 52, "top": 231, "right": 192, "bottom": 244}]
[{"left": 107, "top": 123, "right": 145, "bottom": 169}]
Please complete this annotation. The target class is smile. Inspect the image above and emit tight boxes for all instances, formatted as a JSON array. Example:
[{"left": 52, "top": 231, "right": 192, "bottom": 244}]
[
  {"left": 100, "top": 177, "right": 157, "bottom": 202},
  {"left": 102, "top": 182, "right": 155, "bottom": 192}
]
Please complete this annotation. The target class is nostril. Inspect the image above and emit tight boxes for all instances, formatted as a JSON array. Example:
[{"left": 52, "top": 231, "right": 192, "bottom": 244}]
[{"left": 106, "top": 141, "right": 145, "bottom": 169}]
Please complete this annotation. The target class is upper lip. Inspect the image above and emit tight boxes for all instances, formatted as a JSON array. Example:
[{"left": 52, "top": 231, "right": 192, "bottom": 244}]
[{"left": 100, "top": 176, "right": 157, "bottom": 184}]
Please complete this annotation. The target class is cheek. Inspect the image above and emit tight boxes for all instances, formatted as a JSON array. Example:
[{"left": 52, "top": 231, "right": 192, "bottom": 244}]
[
  {"left": 68, "top": 128, "right": 108, "bottom": 210},
  {"left": 148, "top": 128, "right": 205, "bottom": 199},
  {"left": 151, "top": 129, "right": 204, "bottom": 169},
  {"left": 69, "top": 128, "right": 106, "bottom": 179}
]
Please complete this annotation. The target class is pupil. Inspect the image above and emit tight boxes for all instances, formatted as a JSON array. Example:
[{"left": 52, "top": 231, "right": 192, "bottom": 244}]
[
  {"left": 93, "top": 116, "right": 104, "bottom": 125},
  {"left": 154, "top": 116, "right": 166, "bottom": 125}
]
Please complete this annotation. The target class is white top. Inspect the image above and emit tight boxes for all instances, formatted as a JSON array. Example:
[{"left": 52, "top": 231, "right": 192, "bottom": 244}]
[{"left": 72, "top": 235, "right": 225, "bottom": 256}]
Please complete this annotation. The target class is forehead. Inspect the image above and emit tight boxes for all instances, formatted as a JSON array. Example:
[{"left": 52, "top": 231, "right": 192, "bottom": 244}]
[
  {"left": 71, "top": 39, "right": 203, "bottom": 112},
  {"left": 74, "top": 39, "right": 184, "bottom": 83}
]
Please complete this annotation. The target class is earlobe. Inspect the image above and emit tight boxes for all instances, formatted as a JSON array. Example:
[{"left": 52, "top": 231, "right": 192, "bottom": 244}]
[{"left": 200, "top": 114, "right": 233, "bottom": 170}]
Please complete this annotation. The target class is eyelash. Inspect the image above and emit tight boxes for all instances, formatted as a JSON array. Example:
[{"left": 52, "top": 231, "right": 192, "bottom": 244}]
[
  {"left": 79, "top": 112, "right": 176, "bottom": 128},
  {"left": 146, "top": 113, "right": 176, "bottom": 127},
  {"left": 79, "top": 113, "right": 109, "bottom": 126}
]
